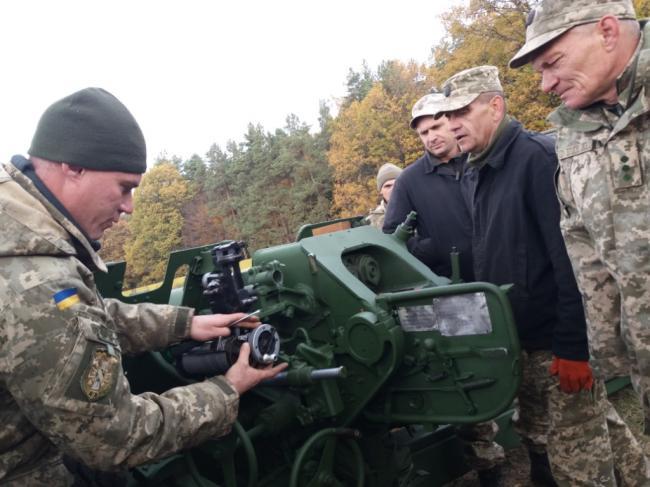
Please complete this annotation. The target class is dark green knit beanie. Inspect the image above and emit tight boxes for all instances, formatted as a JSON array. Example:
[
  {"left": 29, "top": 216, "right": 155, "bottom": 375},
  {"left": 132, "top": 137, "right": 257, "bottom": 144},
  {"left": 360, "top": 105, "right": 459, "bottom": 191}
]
[{"left": 29, "top": 87, "right": 147, "bottom": 174}]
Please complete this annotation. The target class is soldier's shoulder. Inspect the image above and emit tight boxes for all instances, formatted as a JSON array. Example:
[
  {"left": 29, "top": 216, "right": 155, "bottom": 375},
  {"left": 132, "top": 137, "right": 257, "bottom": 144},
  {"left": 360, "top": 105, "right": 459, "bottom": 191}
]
[
  {"left": 398, "top": 155, "right": 427, "bottom": 180},
  {"left": 519, "top": 128, "right": 557, "bottom": 157},
  {"left": 368, "top": 203, "right": 385, "bottom": 216},
  {"left": 0, "top": 255, "right": 87, "bottom": 310},
  {"left": 0, "top": 163, "right": 11, "bottom": 183},
  {"left": 407, "top": 153, "right": 428, "bottom": 168}
]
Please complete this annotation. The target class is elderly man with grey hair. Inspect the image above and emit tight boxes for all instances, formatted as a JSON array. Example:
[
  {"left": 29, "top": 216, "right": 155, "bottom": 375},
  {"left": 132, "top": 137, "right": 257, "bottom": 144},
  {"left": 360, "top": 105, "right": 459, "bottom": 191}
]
[
  {"left": 511, "top": 0, "right": 650, "bottom": 451},
  {"left": 436, "top": 64, "right": 649, "bottom": 486}
]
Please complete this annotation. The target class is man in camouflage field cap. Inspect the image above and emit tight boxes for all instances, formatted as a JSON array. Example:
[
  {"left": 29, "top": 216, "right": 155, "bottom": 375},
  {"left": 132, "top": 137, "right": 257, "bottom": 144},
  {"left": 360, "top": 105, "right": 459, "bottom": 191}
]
[
  {"left": 0, "top": 88, "right": 287, "bottom": 485},
  {"left": 438, "top": 65, "right": 650, "bottom": 486},
  {"left": 384, "top": 93, "right": 473, "bottom": 279},
  {"left": 384, "top": 94, "right": 506, "bottom": 484},
  {"left": 511, "top": 0, "right": 650, "bottom": 451}
]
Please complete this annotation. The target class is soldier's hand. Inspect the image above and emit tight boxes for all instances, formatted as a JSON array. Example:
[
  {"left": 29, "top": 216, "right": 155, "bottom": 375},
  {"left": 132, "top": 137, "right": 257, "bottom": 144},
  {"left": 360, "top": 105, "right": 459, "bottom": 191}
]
[
  {"left": 224, "top": 343, "right": 288, "bottom": 394},
  {"left": 549, "top": 356, "right": 594, "bottom": 393},
  {"left": 190, "top": 313, "right": 261, "bottom": 341}
]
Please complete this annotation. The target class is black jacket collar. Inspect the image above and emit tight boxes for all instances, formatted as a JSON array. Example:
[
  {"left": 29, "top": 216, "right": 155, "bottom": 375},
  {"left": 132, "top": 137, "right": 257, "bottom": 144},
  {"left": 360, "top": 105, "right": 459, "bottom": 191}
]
[
  {"left": 478, "top": 119, "right": 522, "bottom": 171},
  {"left": 422, "top": 151, "right": 466, "bottom": 175}
]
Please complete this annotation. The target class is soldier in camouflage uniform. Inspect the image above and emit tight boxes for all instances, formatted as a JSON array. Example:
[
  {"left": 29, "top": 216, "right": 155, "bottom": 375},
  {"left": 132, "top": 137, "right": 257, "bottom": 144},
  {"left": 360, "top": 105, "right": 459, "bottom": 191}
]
[
  {"left": 510, "top": 0, "right": 650, "bottom": 466},
  {"left": 366, "top": 162, "right": 402, "bottom": 229},
  {"left": 0, "top": 88, "right": 287, "bottom": 486},
  {"left": 436, "top": 65, "right": 649, "bottom": 486}
]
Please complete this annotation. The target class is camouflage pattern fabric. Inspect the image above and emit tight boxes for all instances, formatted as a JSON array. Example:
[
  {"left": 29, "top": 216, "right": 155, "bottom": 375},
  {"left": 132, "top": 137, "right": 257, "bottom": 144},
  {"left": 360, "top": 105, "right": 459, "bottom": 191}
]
[
  {"left": 516, "top": 350, "right": 649, "bottom": 486},
  {"left": 0, "top": 162, "right": 240, "bottom": 483},
  {"left": 410, "top": 92, "right": 446, "bottom": 128},
  {"left": 509, "top": 0, "right": 636, "bottom": 68},
  {"left": 456, "top": 421, "right": 505, "bottom": 472},
  {"left": 1, "top": 453, "right": 73, "bottom": 487},
  {"left": 438, "top": 65, "right": 503, "bottom": 114},
  {"left": 605, "top": 401, "right": 650, "bottom": 486},
  {"left": 366, "top": 201, "right": 386, "bottom": 229},
  {"left": 549, "top": 21, "right": 650, "bottom": 420}
]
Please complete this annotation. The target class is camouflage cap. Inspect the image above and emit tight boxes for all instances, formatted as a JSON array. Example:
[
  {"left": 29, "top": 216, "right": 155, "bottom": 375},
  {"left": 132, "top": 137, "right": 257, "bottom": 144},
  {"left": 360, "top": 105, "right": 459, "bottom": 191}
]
[
  {"left": 509, "top": 0, "right": 636, "bottom": 68},
  {"left": 410, "top": 93, "right": 446, "bottom": 129},
  {"left": 438, "top": 66, "right": 503, "bottom": 113}
]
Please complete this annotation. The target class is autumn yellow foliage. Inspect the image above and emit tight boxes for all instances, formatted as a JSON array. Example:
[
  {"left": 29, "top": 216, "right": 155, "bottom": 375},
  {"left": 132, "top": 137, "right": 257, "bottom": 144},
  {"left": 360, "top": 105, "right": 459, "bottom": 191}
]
[
  {"left": 329, "top": 64, "right": 430, "bottom": 217},
  {"left": 123, "top": 163, "right": 190, "bottom": 287},
  {"left": 328, "top": 0, "right": 650, "bottom": 218},
  {"left": 103, "top": 1, "right": 650, "bottom": 267}
]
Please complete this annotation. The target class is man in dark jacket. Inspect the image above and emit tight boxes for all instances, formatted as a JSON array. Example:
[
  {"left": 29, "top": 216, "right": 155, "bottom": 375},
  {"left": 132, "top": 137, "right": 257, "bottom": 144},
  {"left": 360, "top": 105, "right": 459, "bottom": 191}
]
[
  {"left": 384, "top": 93, "right": 506, "bottom": 486},
  {"left": 384, "top": 93, "right": 474, "bottom": 281},
  {"left": 437, "top": 65, "right": 648, "bottom": 486}
]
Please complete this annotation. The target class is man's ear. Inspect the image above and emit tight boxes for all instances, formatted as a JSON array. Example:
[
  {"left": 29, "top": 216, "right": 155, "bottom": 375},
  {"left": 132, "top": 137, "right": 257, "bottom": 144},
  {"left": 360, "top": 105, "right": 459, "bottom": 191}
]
[
  {"left": 489, "top": 96, "right": 506, "bottom": 121},
  {"left": 597, "top": 15, "right": 621, "bottom": 52},
  {"left": 60, "top": 163, "right": 85, "bottom": 179}
]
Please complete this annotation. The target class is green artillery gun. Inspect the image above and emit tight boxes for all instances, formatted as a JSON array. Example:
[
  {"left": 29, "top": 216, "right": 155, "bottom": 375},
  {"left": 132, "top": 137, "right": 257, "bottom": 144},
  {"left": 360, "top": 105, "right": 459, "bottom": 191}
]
[{"left": 96, "top": 213, "right": 521, "bottom": 486}]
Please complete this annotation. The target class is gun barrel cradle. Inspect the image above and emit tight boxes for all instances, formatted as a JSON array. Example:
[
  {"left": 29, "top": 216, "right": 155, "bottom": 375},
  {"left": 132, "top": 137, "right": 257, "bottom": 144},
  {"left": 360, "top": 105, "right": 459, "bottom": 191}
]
[{"left": 96, "top": 215, "right": 521, "bottom": 487}]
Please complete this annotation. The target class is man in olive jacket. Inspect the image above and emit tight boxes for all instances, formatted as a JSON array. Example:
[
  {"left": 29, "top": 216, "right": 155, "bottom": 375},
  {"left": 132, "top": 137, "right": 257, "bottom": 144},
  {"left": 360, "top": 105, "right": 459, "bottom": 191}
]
[{"left": 0, "top": 88, "right": 286, "bottom": 485}]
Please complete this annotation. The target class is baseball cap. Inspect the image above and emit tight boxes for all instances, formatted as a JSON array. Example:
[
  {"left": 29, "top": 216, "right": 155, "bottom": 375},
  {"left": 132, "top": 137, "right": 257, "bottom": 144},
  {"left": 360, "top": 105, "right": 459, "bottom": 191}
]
[{"left": 509, "top": 0, "right": 636, "bottom": 68}]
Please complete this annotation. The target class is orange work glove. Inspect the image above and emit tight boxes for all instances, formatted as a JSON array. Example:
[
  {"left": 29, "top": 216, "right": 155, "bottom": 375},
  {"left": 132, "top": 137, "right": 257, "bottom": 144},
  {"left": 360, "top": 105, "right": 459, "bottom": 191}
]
[{"left": 549, "top": 356, "right": 594, "bottom": 393}]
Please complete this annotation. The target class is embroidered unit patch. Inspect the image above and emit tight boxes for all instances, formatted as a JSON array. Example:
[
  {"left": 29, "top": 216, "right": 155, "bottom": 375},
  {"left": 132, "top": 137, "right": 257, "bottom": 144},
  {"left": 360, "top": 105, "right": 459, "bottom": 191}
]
[
  {"left": 81, "top": 348, "right": 118, "bottom": 401},
  {"left": 53, "top": 288, "right": 80, "bottom": 311}
]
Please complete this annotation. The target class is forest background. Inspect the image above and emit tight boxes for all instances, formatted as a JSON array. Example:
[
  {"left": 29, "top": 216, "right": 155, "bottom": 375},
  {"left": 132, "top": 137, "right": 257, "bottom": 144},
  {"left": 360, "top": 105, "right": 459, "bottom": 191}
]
[{"left": 101, "top": 0, "right": 650, "bottom": 288}]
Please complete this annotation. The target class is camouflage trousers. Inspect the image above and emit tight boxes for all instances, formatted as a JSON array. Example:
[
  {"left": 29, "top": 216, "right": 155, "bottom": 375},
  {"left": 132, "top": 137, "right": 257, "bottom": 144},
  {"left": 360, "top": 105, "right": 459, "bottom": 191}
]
[
  {"left": 515, "top": 350, "right": 650, "bottom": 487},
  {"left": 579, "top": 271, "right": 650, "bottom": 435},
  {"left": 456, "top": 420, "right": 505, "bottom": 472}
]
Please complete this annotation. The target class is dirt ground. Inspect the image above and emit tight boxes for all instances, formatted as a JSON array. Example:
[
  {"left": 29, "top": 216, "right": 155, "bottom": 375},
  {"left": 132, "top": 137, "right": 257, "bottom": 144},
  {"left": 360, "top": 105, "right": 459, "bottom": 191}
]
[{"left": 445, "top": 387, "right": 649, "bottom": 486}]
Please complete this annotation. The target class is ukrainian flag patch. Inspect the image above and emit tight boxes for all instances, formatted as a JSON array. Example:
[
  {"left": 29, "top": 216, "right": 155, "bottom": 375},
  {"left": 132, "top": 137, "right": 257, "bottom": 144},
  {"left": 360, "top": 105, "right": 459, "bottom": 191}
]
[{"left": 53, "top": 288, "right": 80, "bottom": 311}]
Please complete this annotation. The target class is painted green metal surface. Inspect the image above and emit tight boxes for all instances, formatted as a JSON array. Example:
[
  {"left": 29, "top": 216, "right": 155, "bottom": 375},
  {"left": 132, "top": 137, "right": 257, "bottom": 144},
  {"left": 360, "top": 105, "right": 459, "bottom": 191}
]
[{"left": 97, "top": 219, "right": 523, "bottom": 486}]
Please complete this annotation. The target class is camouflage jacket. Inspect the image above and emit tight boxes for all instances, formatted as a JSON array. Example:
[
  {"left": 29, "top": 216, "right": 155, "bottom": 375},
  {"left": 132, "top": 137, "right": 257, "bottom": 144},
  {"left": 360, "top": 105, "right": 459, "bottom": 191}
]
[
  {"left": 0, "top": 161, "right": 239, "bottom": 484},
  {"left": 549, "top": 22, "right": 650, "bottom": 377},
  {"left": 366, "top": 200, "right": 386, "bottom": 229}
]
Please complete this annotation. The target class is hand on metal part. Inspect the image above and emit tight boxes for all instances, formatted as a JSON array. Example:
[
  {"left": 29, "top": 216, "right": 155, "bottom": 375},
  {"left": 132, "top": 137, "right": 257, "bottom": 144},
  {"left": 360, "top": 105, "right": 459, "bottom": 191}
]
[
  {"left": 190, "top": 312, "right": 261, "bottom": 341},
  {"left": 549, "top": 356, "right": 594, "bottom": 393},
  {"left": 225, "top": 343, "right": 288, "bottom": 394}
]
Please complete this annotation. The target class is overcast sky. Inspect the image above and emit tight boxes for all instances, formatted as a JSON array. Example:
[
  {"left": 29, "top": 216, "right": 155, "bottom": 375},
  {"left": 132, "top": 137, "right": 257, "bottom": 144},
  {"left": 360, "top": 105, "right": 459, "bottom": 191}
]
[{"left": 1, "top": 0, "right": 462, "bottom": 166}]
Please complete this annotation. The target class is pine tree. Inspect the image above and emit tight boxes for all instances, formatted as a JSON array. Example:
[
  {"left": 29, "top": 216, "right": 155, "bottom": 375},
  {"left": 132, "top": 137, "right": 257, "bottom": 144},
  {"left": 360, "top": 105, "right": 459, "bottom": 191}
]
[{"left": 123, "top": 163, "right": 190, "bottom": 287}]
